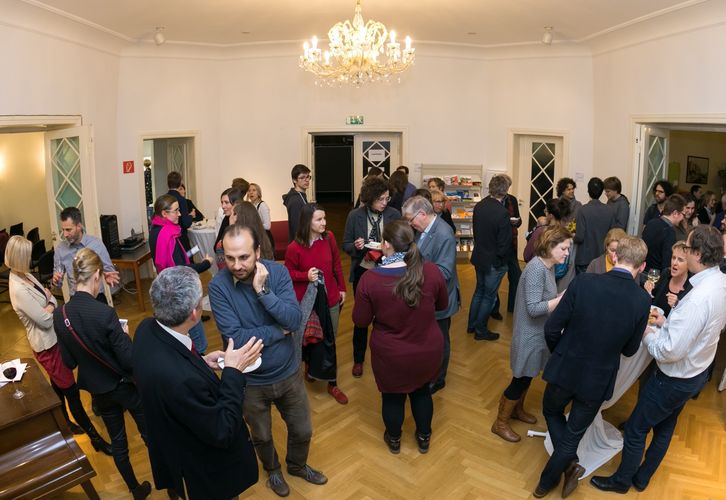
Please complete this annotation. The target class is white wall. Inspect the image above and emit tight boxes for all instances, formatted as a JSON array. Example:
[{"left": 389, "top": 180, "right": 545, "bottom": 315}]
[
  {"left": 114, "top": 51, "right": 592, "bottom": 232},
  {"left": 0, "top": 133, "right": 51, "bottom": 242},
  {"left": 593, "top": 6, "right": 726, "bottom": 202}
]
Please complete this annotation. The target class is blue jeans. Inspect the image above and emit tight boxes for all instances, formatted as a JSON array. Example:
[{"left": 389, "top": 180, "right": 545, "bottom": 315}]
[
  {"left": 189, "top": 319, "right": 208, "bottom": 354},
  {"left": 467, "top": 264, "right": 507, "bottom": 333},
  {"left": 612, "top": 368, "right": 709, "bottom": 490},
  {"left": 538, "top": 383, "right": 602, "bottom": 490}
]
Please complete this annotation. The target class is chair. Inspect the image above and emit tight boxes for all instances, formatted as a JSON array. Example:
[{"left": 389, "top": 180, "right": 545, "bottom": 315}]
[
  {"left": 30, "top": 239, "right": 46, "bottom": 270},
  {"left": 34, "top": 249, "right": 55, "bottom": 288},
  {"left": 27, "top": 227, "right": 40, "bottom": 244},
  {"left": 9, "top": 222, "right": 24, "bottom": 237},
  {"left": 270, "top": 221, "right": 289, "bottom": 261}
]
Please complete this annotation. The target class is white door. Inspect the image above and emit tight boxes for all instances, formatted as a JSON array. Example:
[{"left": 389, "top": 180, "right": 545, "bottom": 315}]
[
  {"left": 631, "top": 125, "right": 669, "bottom": 234},
  {"left": 45, "top": 125, "right": 106, "bottom": 300},
  {"left": 353, "top": 133, "right": 401, "bottom": 202},
  {"left": 515, "top": 136, "right": 563, "bottom": 258}
]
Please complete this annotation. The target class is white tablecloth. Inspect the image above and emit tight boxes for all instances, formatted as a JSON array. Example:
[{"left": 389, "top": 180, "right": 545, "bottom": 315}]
[
  {"left": 543, "top": 340, "right": 654, "bottom": 477},
  {"left": 188, "top": 225, "right": 217, "bottom": 277}
]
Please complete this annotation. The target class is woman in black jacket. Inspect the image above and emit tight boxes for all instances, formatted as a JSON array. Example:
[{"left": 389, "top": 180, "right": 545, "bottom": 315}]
[{"left": 53, "top": 248, "right": 151, "bottom": 499}]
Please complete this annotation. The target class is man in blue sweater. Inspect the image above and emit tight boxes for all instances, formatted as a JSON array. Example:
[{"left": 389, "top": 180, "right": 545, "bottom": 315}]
[{"left": 209, "top": 224, "right": 327, "bottom": 497}]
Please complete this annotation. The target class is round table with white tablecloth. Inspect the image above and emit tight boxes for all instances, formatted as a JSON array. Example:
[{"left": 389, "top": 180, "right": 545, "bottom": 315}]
[{"left": 188, "top": 223, "right": 218, "bottom": 277}]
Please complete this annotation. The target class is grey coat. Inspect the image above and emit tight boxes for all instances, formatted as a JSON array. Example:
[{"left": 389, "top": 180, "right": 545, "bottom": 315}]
[
  {"left": 342, "top": 206, "right": 401, "bottom": 281},
  {"left": 510, "top": 257, "right": 558, "bottom": 378},
  {"left": 417, "top": 215, "right": 461, "bottom": 320}
]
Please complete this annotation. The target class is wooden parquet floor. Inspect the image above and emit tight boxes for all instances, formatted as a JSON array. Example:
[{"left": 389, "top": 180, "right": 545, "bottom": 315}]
[{"left": 2, "top": 249, "right": 726, "bottom": 499}]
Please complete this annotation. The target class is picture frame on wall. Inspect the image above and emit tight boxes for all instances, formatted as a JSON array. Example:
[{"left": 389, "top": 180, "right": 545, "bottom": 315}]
[{"left": 686, "top": 155, "right": 709, "bottom": 184}]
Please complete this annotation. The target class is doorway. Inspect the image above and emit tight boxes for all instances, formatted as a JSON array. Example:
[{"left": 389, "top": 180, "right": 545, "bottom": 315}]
[{"left": 313, "top": 135, "right": 353, "bottom": 206}]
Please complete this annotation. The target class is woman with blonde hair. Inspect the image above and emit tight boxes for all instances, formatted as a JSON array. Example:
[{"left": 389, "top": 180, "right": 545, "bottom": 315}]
[
  {"left": 352, "top": 220, "right": 447, "bottom": 454},
  {"left": 492, "top": 226, "right": 571, "bottom": 442},
  {"left": 247, "top": 182, "right": 275, "bottom": 252},
  {"left": 53, "top": 248, "right": 151, "bottom": 499},
  {"left": 586, "top": 227, "right": 627, "bottom": 274},
  {"left": 5, "top": 236, "right": 112, "bottom": 454}
]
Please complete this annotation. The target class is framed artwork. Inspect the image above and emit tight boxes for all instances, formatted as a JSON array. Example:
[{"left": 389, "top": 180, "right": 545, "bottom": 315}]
[{"left": 686, "top": 156, "right": 709, "bottom": 184}]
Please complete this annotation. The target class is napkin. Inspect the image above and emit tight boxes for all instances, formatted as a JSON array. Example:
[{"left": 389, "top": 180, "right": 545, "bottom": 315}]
[{"left": 0, "top": 358, "right": 28, "bottom": 386}]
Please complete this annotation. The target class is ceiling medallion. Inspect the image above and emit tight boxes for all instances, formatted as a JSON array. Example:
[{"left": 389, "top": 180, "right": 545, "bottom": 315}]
[{"left": 300, "top": 0, "right": 415, "bottom": 86}]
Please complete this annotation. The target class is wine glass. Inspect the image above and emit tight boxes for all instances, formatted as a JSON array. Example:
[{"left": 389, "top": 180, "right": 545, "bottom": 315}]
[
  {"left": 3, "top": 366, "right": 24, "bottom": 399},
  {"left": 647, "top": 268, "right": 661, "bottom": 287}
]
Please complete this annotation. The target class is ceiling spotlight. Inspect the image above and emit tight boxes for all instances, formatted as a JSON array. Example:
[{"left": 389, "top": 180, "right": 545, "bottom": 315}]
[
  {"left": 542, "top": 26, "right": 553, "bottom": 45},
  {"left": 153, "top": 27, "right": 166, "bottom": 46}
]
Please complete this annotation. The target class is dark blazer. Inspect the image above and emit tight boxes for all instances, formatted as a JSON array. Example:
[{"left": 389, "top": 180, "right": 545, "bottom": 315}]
[
  {"left": 574, "top": 198, "right": 616, "bottom": 266},
  {"left": 543, "top": 270, "right": 650, "bottom": 402},
  {"left": 417, "top": 216, "right": 460, "bottom": 320},
  {"left": 53, "top": 291, "right": 131, "bottom": 394},
  {"left": 342, "top": 206, "right": 401, "bottom": 281},
  {"left": 470, "top": 196, "right": 512, "bottom": 270},
  {"left": 132, "top": 318, "right": 257, "bottom": 500},
  {"left": 186, "top": 198, "right": 204, "bottom": 222},
  {"left": 642, "top": 203, "right": 661, "bottom": 227},
  {"left": 642, "top": 217, "right": 676, "bottom": 271}
]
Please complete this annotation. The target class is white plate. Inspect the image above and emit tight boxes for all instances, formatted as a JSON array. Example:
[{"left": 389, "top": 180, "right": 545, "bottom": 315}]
[
  {"left": 217, "top": 356, "right": 262, "bottom": 373},
  {"left": 364, "top": 242, "right": 381, "bottom": 250}
]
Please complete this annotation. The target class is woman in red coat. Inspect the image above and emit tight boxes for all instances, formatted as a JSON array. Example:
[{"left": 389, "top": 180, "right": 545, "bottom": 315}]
[
  {"left": 352, "top": 220, "right": 447, "bottom": 455},
  {"left": 285, "top": 203, "right": 348, "bottom": 404}
]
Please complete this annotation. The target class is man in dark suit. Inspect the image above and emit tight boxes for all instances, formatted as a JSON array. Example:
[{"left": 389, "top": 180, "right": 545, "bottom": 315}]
[
  {"left": 467, "top": 174, "right": 512, "bottom": 341},
  {"left": 133, "top": 266, "right": 263, "bottom": 500},
  {"left": 642, "top": 194, "right": 685, "bottom": 272},
  {"left": 573, "top": 177, "right": 616, "bottom": 274},
  {"left": 491, "top": 174, "right": 522, "bottom": 318},
  {"left": 167, "top": 171, "right": 193, "bottom": 250},
  {"left": 403, "top": 196, "right": 460, "bottom": 392},
  {"left": 533, "top": 235, "right": 651, "bottom": 499}
]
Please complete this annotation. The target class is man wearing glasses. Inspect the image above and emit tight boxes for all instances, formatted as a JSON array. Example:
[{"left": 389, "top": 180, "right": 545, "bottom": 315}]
[
  {"left": 592, "top": 225, "right": 726, "bottom": 494},
  {"left": 283, "top": 164, "right": 311, "bottom": 242},
  {"left": 642, "top": 179, "right": 674, "bottom": 228},
  {"left": 402, "top": 196, "right": 460, "bottom": 393}
]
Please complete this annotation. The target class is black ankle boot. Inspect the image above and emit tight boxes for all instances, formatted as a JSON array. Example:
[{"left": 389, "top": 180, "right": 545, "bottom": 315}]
[
  {"left": 131, "top": 480, "right": 152, "bottom": 499},
  {"left": 415, "top": 431, "right": 431, "bottom": 454},
  {"left": 85, "top": 425, "right": 113, "bottom": 456}
]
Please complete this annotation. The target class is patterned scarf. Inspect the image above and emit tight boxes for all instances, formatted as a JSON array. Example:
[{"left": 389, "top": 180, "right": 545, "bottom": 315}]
[{"left": 380, "top": 252, "right": 406, "bottom": 266}]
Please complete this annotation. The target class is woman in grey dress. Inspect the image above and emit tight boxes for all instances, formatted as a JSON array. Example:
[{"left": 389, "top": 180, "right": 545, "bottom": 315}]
[{"left": 491, "top": 225, "right": 573, "bottom": 443}]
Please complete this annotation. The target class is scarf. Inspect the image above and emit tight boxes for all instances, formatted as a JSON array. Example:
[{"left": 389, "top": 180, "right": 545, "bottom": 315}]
[
  {"left": 152, "top": 215, "right": 189, "bottom": 272},
  {"left": 367, "top": 210, "right": 383, "bottom": 242},
  {"left": 380, "top": 252, "right": 406, "bottom": 266}
]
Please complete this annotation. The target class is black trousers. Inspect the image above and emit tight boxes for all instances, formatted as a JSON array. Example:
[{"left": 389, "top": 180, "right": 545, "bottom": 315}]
[
  {"left": 381, "top": 384, "right": 433, "bottom": 438},
  {"left": 51, "top": 381, "right": 92, "bottom": 430},
  {"left": 94, "top": 381, "right": 148, "bottom": 491},
  {"left": 352, "top": 265, "right": 369, "bottom": 363}
]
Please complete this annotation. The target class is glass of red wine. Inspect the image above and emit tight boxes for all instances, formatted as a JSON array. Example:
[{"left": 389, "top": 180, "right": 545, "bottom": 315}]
[{"left": 3, "top": 366, "right": 24, "bottom": 399}]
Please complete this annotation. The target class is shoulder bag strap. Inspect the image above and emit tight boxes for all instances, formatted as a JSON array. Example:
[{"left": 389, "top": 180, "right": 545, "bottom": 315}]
[{"left": 61, "top": 305, "right": 122, "bottom": 377}]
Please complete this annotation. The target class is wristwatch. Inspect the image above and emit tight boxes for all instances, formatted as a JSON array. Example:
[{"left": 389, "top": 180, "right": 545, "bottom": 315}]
[{"left": 256, "top": 284, "right": 270, "bottom": 297}]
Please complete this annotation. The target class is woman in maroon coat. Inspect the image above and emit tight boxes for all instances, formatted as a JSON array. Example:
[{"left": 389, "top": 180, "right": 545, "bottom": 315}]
[{"left": 353, "top": 220, "right": 447, "bottom": 455}]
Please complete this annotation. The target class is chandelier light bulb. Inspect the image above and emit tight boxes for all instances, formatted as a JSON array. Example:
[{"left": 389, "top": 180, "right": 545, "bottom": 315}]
[
  {"left": 153, "top": 27, "right": 166, "bottom": 46},
  {"left": 390, "top": 31, "right": 396, "bottom": 44},
  {"left": 542, "top": 26, "right": 553, "bottom": 45},
  {"left": 405, "top": 36, "right": 411, "bottom": 50},
  {"left": 311, "top": 35, "right": 318, "bottom": 50}
]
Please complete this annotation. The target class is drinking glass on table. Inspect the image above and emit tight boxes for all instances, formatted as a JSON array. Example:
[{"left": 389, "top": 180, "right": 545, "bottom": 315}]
[{"left": 3, "top": 366, "right": 24, "bottom": 399}]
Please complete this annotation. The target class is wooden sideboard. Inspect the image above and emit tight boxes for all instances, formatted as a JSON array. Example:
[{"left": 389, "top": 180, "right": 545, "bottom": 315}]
[{"left": 0, "top": 358, "right": 98, "bottom": 499}]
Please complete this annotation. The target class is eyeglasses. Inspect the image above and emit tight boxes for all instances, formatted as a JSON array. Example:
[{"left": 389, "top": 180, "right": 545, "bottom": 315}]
[
  {"left": 405, "top": 211, "right": 423, "bottom": 224},
  {"left": 165, "top": 208, "right": 180, "bottom": 214},
  {"left": 376, "top": 195, "right": 391, "bottom": 203},
  {"left": 297, "top": 174, "right": 312, "bottom": 181}
]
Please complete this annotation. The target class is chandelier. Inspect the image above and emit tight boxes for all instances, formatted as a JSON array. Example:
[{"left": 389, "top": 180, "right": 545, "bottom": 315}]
[{"left": 299, "top": 0, "right": 415, "bottom": 86}]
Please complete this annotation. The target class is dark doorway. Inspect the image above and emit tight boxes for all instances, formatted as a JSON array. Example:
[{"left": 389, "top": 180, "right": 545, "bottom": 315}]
[{"left": 314, "top": 135, "right": 353, "bottom": 205}]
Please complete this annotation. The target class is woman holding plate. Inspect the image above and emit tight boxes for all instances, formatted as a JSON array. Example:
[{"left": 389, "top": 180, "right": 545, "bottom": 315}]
[{"left": 342, "top": 176, "right": 400, "bottom": 377}]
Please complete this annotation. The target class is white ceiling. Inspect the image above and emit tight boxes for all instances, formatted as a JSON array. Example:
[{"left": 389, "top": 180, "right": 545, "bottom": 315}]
[{"left": 27, "top": 0, "right": 697, "bottom": 47}]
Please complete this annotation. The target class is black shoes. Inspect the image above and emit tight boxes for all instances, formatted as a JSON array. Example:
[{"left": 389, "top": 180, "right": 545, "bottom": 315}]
[
  {"left": 474, "top": 330, "right": 500, "bottom": 341},
  {"left": 201, "top": 314, "right": 211, "bottom": 322},
  {"left": 490, "top": 311, "right": 504, "bottom": 321},
  {"left": 430, "top": 380, "right": 446, "bottom": 394},
  {"left": 86, "top": 425, "right": 113, "bottom": 456},
  {"left": 287, "top": 464, "right": 328, "bottom": 485},
  {"left": 590, "top": 475, "right": 630, "bottom": 494},
  {"left": 383, "top": 431, "right": 401, "bottom": 454},
  {"left": 415, "top": 432, "right": 431, "bottom": 454},
  {"left": 68, "top": 421, "right": 85, "bottom": 435},
  {"left": 131, "top": 480, "right": 151, "bottom": 500},
  {"left": 266, "top": 470, "right": 290, "bottom": 497}
]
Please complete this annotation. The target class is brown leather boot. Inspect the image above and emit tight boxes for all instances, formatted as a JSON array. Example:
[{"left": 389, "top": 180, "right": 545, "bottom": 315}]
[
  {"left": 491, "top": 395, "right": 521, "bottom": 442},
  {"left": 512, "top": 388, "right": 537, "bottom": 424}
]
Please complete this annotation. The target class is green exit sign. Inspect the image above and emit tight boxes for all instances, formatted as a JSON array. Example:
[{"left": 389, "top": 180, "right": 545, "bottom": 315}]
[{"left": 346, "top": 115, "right": 364, "bottom": 125}]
